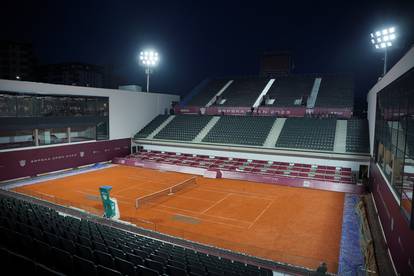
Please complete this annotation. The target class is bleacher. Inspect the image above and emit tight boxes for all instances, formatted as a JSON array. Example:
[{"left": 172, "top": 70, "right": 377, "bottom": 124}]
[
  {"left": 129, "top": 150, "right": 354, "bottom": 184},
  {"left": 314, "top": 75, "right": 354, "bottom": 108},
  {"left": 216, "top": 78, "right": 269, "bottom": 107},
  {"left": 0, "top": 193, "right": 273, "bottom": 276},
  {"left": 202, "top": 116, "right": 276, "bottom": 146},
  {"left": 134, "top": 115, "right": 169, "bottom": 139},
  {"left": 346, "top": 119, "right": 370, "bottom": 153},
  {"left": 276, "top": 118, "right": 337, "bottom": 151},
  {"left": 154, "top": 115, "right": 212, "bottom": 141},
  {"left": 264, "top": 75, "right": 314, "bottom": 107},
  {"left": 134, "top": 115, "right": 370, "bottom": 155},
  {"left": 186, "top": 79, "right": 230, "bottom": 106}
]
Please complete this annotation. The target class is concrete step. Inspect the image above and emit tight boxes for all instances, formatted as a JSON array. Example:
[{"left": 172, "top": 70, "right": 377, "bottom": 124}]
[
  {"left": 307, "top": 77, "right": 321, "bottom": 109},
  {"left": 334, "top": 120, "right": 347, "bottom": 153},
  {"left": 252, "top": 79, "right": 275, "bottom": 108},
  {"left": 147, "top": 115, "right": 175, "bottom": 139},
  {"left": 205, "top": 80, "right": 234, "bottom": 107},
  {"left": 193, "top": 116, "right": 221, "bottom": 142},
  {"left": 264, "top": 118, "right": 286, "bottom": 147}
]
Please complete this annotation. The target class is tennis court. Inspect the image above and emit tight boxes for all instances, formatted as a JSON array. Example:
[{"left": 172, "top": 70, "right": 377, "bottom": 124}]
[{"left": 12, "top": 165, "right": 345, "bottom": 272}]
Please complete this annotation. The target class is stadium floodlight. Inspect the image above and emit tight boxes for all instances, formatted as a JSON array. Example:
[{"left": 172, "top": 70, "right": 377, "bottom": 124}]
[
  {"left": 139, "top": 49, "right": 159, "bottom": 92},
  {"left": 370, "top": 26, "right": 397, "bottom": 76}
]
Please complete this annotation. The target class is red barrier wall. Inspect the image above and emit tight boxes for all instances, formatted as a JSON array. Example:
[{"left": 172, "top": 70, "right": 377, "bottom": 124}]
[
  {"left": 114, "top": 157, "right": 363, "bottom": 194},
  {"left": 255, "top": 106, "right": 306, "bottom": 117},
  {"left": 311, "top": 107, "right": 353, "bottom": 118},
  {"left": 370, "top": 161, "right": 414, "bottom": 275},
  {"left": 0, "top": 139, "right": 130, "bottom": 181}
]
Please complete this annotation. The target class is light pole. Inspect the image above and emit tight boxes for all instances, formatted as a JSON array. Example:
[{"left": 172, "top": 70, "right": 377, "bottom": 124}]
[
  {"left": 370, "top": 26, "right": 397, "bottom": 76},
  {"left": 139, "top": 50, "right": 159, "bottom": 92}
]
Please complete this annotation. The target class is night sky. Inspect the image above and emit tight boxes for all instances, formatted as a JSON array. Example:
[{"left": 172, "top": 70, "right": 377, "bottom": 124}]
[{"left": 2, "top": 0, "right": 414, "bottom": 105}]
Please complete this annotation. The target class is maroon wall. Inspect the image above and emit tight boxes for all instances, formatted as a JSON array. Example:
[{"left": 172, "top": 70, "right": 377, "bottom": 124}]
[
  {"left": 0, "top": 139, "right": 130, "bottom": 181},
  {"left": 370, "top": 161, "right": 414, "bottom": 276}
]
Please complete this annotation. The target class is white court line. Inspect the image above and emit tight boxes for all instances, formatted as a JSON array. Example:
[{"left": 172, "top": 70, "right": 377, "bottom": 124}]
[
  {"left": 148, "top": 207, "right": 247, "bottom": 230},
  {"left": 113, "top": 185, "right": 153, "bottom": 195},
  {"left": 36, "top": 191, "right": 55, "bottom": 198},
  {"left": 201, "top": 194, "right": 232, "bottom": 214},
  {"left": 155, "top": 203, "right": 251, "bottom": 225},
  {"left": 248, "top": 200, "right": 274, "bottom": 229},
  {"left": 197, "top": 187, "right": 275, "bottom": 201},
  {"left": 170, "top": 194, "right": 215, "bottom": 203}
]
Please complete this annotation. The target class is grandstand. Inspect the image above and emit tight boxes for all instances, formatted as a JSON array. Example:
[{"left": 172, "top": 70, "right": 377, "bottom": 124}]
[
  {"left": 275, "top": 118, "right": 337, "bottom": 151},
  {"left": 0, "top": 192, "right": 273, "bottom": 276},
  {"left": 264, "top": 75, "right": 314, "bottom": 107},
  {"left": 214, "top": 77, "right": 269, "bottom": 107},
  {"left": 135, "top": 115, "right": 369, "bottom": 155},
  {"left": 202, "top": 116, "right": 276, "bottom": 146},
  {"left": 186, "top": 79, "right": 230, "bottom": 107},
  {"left": 314, "top": 74, "right": 354, "bottom": 109}
]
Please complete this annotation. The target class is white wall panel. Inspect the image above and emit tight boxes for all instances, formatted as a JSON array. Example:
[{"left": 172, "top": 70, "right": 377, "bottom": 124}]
[{"left": 0, "top": 79, "right": 179, "bottom": 140}]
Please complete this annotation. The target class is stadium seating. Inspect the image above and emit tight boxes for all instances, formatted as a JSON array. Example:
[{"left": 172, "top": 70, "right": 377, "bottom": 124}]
[
  {"left": 0, "top": 194, "right": 272, "bottom": 276},
  {"left": 202, "top": 116, "right": 276, "bottom": 146},
  {"left": 134, "top": 115, "right": 369, "bottom": 155},
  {"left": 346, "top": 119, "right": 369, "bottom": 153},
  {"left": 314, "top": 75, "right": 353, "bottom": 108},
  {"left": 216, "top": 77, "right": 269, "bottom": 107},
  {"left": 186, "top": 79, "right": 230, "bottom": 106},
  {"left": 134, "top": 115, "right": 170, "bottom": 139},
  {"left": 275, "top": 118, "right": 337, "bottom": 151},
  {"left": 264, "top": 75, "right": 314, "bottom": 107},
  {"left": 154, "top": 115, "right": 213, "bottom": 141},
  {"left": 128, "top": 150, "right": 354, "bottom": 184}
]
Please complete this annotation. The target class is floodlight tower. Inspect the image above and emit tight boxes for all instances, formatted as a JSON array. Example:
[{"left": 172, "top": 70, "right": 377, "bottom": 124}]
[
  {"left": 139, "top": 50, "right": 159, "bottom": 92},
  {"left": 370, "top": 26, "right": 397, "bottom": 76}
]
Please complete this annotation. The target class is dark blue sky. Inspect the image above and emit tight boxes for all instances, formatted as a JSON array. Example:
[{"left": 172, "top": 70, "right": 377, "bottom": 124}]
[{"left": 2, "top": 0, "right": 414, "bottom": 101}]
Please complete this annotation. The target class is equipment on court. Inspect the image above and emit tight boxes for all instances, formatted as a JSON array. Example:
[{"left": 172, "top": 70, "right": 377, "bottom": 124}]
[
  {"left": 135, "top": 177, "right": 197, "bottom": 208},
  {"left": 99, "top": 186, "right": 120, "bottom": 219}
]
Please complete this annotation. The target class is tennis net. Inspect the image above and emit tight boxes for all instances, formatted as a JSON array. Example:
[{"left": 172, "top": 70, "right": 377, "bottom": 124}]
[{"left": 135, "top": 177, "right": 197, "bottom": 208}]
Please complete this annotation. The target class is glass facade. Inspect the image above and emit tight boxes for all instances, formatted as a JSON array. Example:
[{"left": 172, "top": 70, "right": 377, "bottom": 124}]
[
  {"left": 374, "top": 68, "right": 414, "bottom": 222},
  {"left": 0, "top": 92, "right": 109, "bottom": 118},
  {"left": 0, "top": 92, "right": 109, "bottom": 149}
]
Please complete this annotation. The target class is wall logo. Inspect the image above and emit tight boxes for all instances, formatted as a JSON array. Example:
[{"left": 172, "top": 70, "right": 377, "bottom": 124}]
[
  {"left": 19, "top": 160, "right": 26, "bottom": 167},
  {"left": 80, "top": 151, "right": 85, "bottom": 157}
]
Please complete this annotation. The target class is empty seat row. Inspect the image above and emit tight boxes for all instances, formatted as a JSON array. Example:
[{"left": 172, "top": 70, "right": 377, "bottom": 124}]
[
  {"left": 0, "top": 194, "right": 272, "bottom": 276},
  {"left": 203, "top": 116, "right": 275, "bottom": 146},
  {"left": 276, "top": 118, "right": 337, "bottom": 151},
  {"left": 154, "top": 115, "right": 213, "bottom": 141},
  {"left": 346, "top": 119, "right": 369, "bottom": 153},
  {"left": 135, "top": 115, "right": 170, "bottom": 139}
]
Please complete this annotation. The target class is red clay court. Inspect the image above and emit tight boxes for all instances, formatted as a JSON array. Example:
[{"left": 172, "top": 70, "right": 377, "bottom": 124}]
[{"left": 13, "top": 165, "right": 345, "bottom": 272}]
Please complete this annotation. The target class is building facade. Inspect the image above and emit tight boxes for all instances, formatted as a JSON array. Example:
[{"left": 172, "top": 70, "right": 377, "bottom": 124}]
[
  {"left": 38, "top": 63, "right": 111, "bottom": 88},
  {"left": 0, "top": 79, "right": 179, "bottom": 181},
  {"left": 0, "top": 41, "right": 36, "bottom": 81},
  {"left": 367, "top": 46, "right": 414, "bottom": 275}
]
